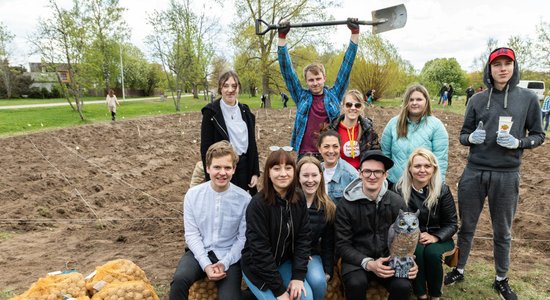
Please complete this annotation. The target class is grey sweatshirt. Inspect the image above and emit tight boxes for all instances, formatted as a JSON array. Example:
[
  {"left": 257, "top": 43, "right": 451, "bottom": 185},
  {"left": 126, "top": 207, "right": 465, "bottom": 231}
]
[{"left": 459, "top": 55, "right": 545, "bottom": 171}]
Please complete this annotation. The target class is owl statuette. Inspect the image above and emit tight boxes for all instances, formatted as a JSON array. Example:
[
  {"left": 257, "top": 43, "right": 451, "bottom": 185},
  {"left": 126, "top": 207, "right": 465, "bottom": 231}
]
[{"left": 388, "top": 209, "right": 420, "bottom": 278}]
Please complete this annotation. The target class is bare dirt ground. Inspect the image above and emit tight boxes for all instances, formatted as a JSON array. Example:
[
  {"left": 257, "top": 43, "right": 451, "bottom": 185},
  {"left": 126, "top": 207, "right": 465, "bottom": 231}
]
[{"left": 1, "top": 107, "right": 549, "bottom": 298}]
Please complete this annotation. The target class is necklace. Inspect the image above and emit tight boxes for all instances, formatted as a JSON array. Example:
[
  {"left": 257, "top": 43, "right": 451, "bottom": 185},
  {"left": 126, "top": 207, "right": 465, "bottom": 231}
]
[{"left": 412, "top": 185, "right": 424, "bottom": 193}]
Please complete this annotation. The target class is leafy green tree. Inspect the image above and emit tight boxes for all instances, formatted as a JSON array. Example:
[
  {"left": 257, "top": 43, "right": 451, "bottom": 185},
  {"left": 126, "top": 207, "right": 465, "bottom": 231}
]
[
  {"left": 119, "top": 43, "right": 150, "bottom": 92},
  {"left": 31, "top": 0, "right": 88, "bottom": 120},
  {"left": 0, "top": 22, "right": 15, "bottom": 98},
  {"left": 348, "top": 33, "right": 414, "bottom": 100},
  {"left": 420, "top": 58, "right": 467, "bottom": 97},
  {"left": 507, "top": 35, "right": 533, "bottom": 75},
  {"left": 83, "top": 0, "right": 129, "bottom": 93},
  {"left": 146, "top": 0, "right": 216, "bottom": 111}
]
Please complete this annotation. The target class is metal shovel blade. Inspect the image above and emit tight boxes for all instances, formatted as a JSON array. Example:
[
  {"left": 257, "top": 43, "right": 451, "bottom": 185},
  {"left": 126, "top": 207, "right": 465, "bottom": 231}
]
[{"left": 372, "top": 4, "right": 407, "bottom": 34}]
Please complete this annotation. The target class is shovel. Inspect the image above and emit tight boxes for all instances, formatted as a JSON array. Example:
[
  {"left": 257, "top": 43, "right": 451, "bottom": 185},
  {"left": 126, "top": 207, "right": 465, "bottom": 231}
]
[{"left": 255, "top": 4, "right": 407, "bottom": 36}]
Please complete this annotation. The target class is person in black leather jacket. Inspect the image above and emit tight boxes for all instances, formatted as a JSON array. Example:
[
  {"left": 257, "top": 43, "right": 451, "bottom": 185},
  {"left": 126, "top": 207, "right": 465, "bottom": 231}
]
[
  {"left": 394, "top": 148, "right": 457, "bottom": 300},
  {"left": 297, "top": 156, "right": 336, "bottom": 300},
  {"left": 200, "top": 70, "right": 260, "bottom": 195},
  {"left": 241, "top": 149, "right": 313, "bottom": 300}
]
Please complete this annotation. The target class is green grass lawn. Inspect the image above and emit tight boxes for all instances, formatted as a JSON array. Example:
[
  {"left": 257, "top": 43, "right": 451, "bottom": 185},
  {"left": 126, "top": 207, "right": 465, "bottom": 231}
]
[
  {"left": 0, "top": 94, "right": 294, "bottom": 137},
  {"left": 0, "top": 96, "right": 108, "bottom": 106},
  {"left": 1, "top": 94, "right": 468, "bottom": 137}
]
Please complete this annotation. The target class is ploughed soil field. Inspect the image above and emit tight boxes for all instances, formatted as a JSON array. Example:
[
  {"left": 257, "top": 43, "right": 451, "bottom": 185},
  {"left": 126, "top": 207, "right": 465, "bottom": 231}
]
[{"left": 0, "top": 106, "right": 548, "bottom": 298}]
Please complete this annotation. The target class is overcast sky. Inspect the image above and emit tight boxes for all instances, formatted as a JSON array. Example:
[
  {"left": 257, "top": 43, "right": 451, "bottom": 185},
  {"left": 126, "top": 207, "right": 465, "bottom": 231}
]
[{"left": 0, "top": 0, "right": 547, "bottom": 72}]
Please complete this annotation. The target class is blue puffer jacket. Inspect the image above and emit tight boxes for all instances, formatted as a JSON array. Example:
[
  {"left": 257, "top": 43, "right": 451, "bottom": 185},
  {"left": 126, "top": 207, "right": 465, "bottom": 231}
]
[{"left": 381, "top": 115, "right": 449, "bottom": 184}]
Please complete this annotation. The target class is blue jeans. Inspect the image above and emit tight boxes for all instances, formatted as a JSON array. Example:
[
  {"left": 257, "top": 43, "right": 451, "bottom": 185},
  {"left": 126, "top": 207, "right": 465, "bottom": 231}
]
[
  {"left": 542, "top": 111, "right": 549, "bottom": 131},
  {"left": 243, "top": 260, "right": 314, "bottom": 300},
  {"left": 306, "top": 255, "right": 328, "bottom": 300}
]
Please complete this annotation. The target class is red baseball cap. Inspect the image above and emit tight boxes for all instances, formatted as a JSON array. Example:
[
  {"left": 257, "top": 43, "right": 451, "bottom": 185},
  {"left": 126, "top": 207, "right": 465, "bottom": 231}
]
[{"left": 489, "top": 47, "right": 515, "bottom": 64}]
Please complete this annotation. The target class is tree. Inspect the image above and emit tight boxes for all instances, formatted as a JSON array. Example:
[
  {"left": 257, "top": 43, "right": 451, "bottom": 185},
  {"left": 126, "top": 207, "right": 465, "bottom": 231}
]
[
  {"left": 0, "top": 22, "right": 15, "bottom": 98},
  {"left": 535, "top": 21, "right": 550, "bottom": 72},
  {"left": 472, "top": 38, "right": 499, "bottom": 71},
  {"left": 31, "top": 0, "right": 88, "bottom": 120},
  {"left": 146, "top": 0, "right": 216, "bottom": 111},
  {"left": 83, "top": 0, "right": 129, "bottom": 93},
  {"left": 232, "top": 0, "right": 339, "bottom": 107},
  {"left": 507, "top": 35, "right": 534, "bottom": 74},
  {"left": 420, "top": 58, "right": 467, "bottom": 97},
  {"left": 348, "top": 33, "right": 414, "bottom": 100}
]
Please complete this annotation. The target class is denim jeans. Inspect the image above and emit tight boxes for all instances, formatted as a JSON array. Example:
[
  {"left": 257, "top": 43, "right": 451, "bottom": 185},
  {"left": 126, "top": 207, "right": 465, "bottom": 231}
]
[
  {"left": 243, "top": 260, "right": 314, "bottom": 300},
  {"left": 306, "top": 255, "right": 328, "bottom": 300}
]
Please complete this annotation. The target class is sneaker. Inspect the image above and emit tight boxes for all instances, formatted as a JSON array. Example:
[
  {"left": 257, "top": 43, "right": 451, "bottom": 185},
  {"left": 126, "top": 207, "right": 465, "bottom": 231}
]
[
  {"left": 493, "top": 278, "right": 517, "bottom": 300},
  {"left": 444, "top": 268, "right": 464, "bottom": 286}
]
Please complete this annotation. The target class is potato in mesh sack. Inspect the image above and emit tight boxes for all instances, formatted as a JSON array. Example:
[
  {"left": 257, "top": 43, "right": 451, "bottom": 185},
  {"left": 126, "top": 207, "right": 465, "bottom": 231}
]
[
  {"left": 90, "top": 281, "right": 159, "bottom": 300},
  {"left": 85, "top": 259, "right": 149, "bottom": 294},
  {"left": 9, "top": 272, "right": 87, "bottom": 300}
]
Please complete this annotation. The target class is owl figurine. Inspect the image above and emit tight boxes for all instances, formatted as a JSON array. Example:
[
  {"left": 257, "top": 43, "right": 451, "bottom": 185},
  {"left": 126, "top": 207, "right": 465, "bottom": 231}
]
[{"left": 388, "top": 209, "right": 420, "bottom": 278}]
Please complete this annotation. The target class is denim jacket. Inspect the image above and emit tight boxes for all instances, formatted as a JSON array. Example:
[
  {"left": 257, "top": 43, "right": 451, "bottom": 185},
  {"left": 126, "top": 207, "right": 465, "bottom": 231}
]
[{"left": 323, "top": 158, "right": 358, "bottom": 205}]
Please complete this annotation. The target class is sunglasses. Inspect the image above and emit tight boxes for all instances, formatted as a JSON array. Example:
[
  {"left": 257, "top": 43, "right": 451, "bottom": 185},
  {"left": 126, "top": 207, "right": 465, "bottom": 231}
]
[
  {"left": 269, "top": 146, "right": 293, "bottom": 152},
  {"left": 344, "top": 102, "right": 362, "bottom": 109}
]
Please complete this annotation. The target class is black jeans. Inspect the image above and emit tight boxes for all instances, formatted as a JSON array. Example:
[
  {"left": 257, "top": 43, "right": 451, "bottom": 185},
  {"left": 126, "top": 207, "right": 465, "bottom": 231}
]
[
  {"left": 169, "top": 251, "right": 243, "bottom": 300},
  {"left": 342, "top": 268, "right": 411, "bottom": 300}
]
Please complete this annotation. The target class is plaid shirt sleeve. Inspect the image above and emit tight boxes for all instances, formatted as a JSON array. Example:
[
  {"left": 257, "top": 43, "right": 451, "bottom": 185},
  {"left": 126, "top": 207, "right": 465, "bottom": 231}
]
[
  {"left": 278, "top": 45, "right": 306, "bottom": 105},
  {"left": 330, "top": 41, "right": 358, "bottom": 104}
]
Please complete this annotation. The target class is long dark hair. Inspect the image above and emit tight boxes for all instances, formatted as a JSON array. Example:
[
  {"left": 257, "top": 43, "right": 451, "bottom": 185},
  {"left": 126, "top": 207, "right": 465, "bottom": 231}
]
[{"left": 262, "top": 149, "right": 300, "bottom": 205}]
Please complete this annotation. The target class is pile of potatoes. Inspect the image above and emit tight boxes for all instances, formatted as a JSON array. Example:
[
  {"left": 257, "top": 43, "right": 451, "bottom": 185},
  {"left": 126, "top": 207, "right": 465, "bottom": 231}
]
[
  {"left": 9, "top": 272, "right": 88, "bottom": 300},
  {"left": 90, "top": 281, "right": 158, "bottom": 300},
  {"left": 10, "top": 259, "right": 158, "bottom": 300},
  {"left": 86, "top": 259, "right": 150, "bottom": 294}
]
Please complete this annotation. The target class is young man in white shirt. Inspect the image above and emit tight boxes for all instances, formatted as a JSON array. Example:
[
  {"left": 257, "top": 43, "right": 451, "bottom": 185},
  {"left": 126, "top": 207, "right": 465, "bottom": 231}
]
[{"left": 169, "top": 141, "right": 251, "bottom": 300}]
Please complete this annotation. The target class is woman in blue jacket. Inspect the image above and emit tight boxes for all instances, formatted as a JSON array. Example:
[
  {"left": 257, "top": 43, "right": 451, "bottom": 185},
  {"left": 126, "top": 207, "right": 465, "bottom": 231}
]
[{"left": 381, "top": 84, "right": 449, "bottom": 186}]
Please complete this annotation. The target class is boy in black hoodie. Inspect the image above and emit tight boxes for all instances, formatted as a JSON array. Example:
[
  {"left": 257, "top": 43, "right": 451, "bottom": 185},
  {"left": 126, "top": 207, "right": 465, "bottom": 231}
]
[{"left": 444, "top": 47, "right": 545, "bottom": 300}]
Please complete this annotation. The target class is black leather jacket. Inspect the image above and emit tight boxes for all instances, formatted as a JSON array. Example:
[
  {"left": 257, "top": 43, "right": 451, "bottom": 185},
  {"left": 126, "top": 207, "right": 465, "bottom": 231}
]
[{"left": 401, "top": 184, "right": 458, "bottom": 242}]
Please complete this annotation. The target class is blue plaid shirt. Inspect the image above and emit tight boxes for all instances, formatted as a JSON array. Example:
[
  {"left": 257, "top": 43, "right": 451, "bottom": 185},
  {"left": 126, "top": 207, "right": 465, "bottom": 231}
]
[
  {"left": 278, "top": 41, "right": 358, "bottom": 152},
  {"left": 542, "top": 96, "right": 550, "bottom": 112}
]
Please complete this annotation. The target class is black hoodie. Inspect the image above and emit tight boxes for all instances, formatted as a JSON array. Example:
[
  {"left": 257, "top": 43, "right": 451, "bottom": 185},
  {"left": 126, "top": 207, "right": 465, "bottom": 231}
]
[{"left": 459, "top": 55, "right": 545, "bottom": 171}]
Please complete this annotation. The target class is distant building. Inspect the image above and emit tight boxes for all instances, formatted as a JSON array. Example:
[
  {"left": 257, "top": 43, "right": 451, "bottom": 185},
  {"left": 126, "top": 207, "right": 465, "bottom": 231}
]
[{"left": 27, "top": 62, "right": 70, "bottom": 92}]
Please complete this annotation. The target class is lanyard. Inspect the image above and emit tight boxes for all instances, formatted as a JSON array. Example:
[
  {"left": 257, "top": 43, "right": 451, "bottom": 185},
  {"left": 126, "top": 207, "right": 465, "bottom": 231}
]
[{"left": 342, "top": 121, "right": 357, "bottom": 158}]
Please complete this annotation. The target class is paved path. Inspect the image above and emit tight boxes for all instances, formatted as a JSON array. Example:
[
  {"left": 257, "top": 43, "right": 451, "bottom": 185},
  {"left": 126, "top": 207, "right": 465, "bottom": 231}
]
[{"left": 0, "top": 96, "right": 167, "bottom": 110}]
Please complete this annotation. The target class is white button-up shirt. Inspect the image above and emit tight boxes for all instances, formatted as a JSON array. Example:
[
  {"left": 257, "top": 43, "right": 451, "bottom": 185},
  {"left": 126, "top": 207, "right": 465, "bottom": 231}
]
[{"left": 183, "top": 181, "right": 251, "bottom": 271}]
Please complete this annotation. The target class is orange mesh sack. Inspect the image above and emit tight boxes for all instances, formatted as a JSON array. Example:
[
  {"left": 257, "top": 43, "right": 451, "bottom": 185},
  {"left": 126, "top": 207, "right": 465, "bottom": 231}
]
[
  {"left": 9, "top": 272, "right": 87, "bottom": 300},
  {"left": 85, "top": 259, "right": 150, "bottom": 294},
  {"left": 90, "top": 281, "right": 159, "bottom": 300}
]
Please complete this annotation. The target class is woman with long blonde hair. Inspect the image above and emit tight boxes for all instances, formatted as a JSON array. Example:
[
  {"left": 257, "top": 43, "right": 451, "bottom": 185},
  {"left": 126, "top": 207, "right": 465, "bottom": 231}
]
[
  {"left": 394, "top": 148, "right": 457, "bottom": 300},
  {"left": 297, "top": 156, "right": 336, "bottom": 300}
]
